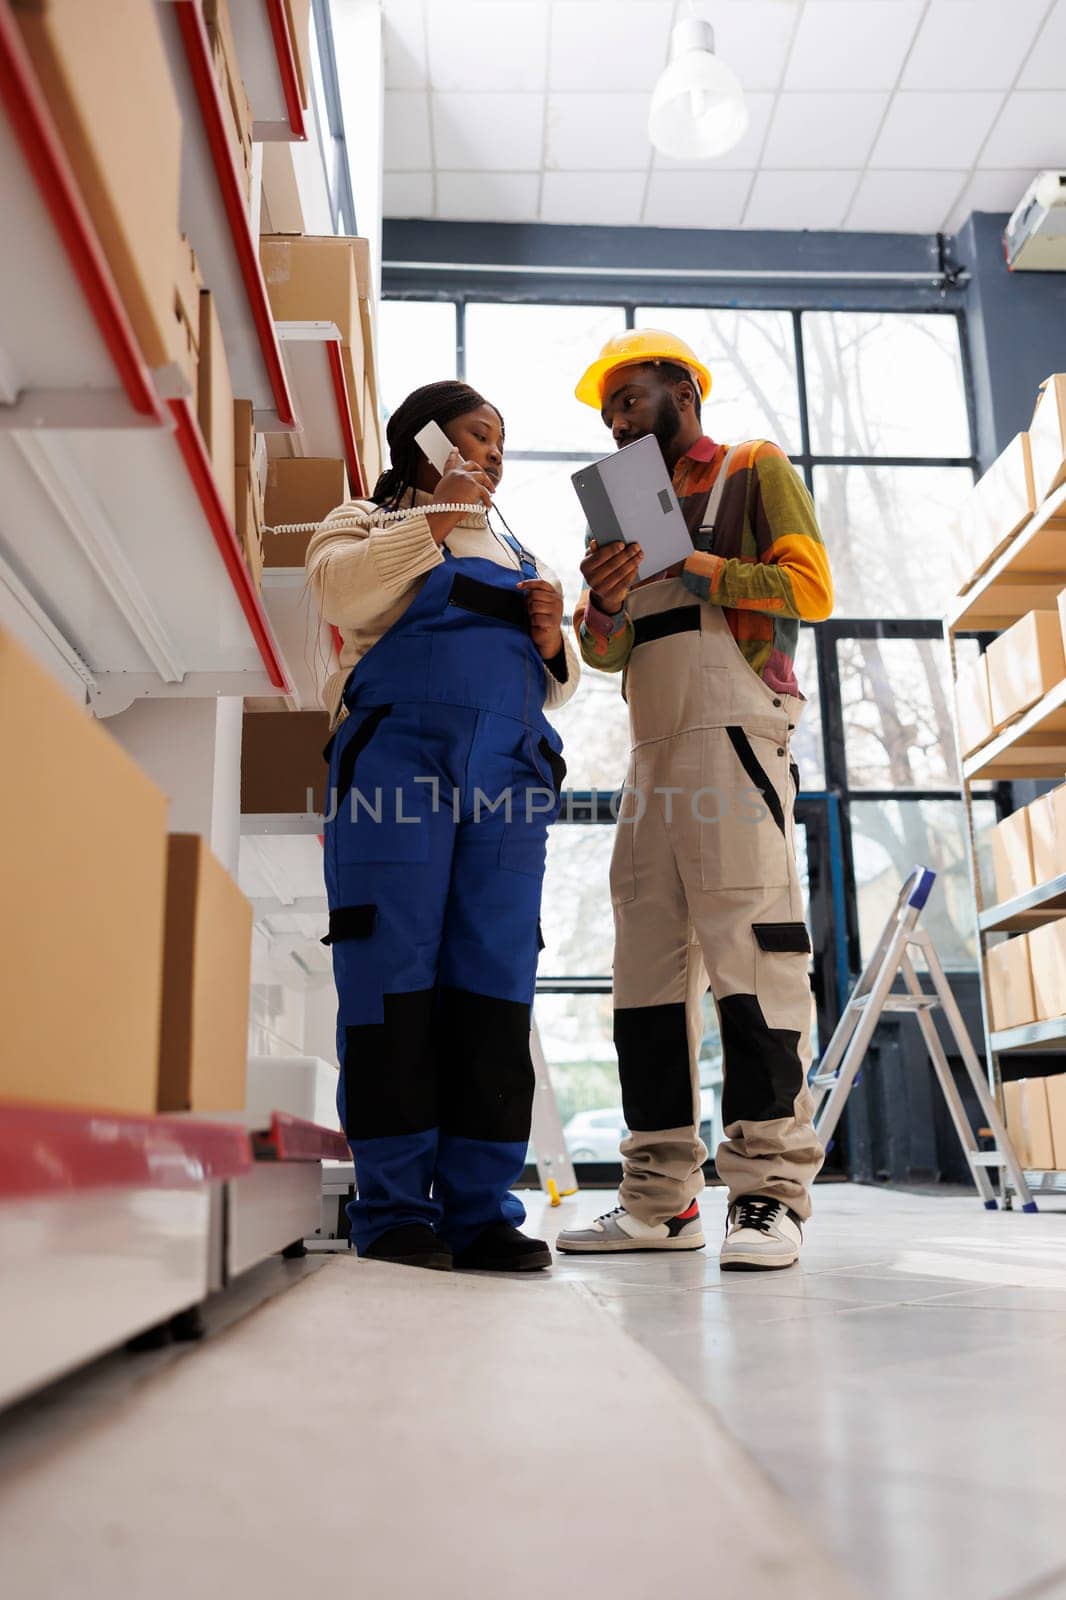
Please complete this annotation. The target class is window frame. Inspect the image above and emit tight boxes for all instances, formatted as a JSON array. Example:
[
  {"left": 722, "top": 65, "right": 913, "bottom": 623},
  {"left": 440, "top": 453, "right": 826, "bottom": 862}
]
[{"left": 379, "top": 285, "right": 1001, "bottom": 1175}]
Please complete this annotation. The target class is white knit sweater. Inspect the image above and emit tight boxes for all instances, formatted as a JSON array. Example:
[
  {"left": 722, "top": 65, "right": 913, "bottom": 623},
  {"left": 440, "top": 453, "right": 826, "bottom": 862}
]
[{"left": 305, "top": 489, "right": 581, "bottom": 728}]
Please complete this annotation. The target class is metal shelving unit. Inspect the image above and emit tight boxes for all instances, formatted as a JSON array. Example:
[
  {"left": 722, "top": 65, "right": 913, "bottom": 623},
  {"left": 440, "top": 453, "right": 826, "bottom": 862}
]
[
  {"left": 0, "top": 0, "right": 295, "bottom": 712},
  {"left": 947, "top": 483, "right": 1066, "bottom": 1207}
]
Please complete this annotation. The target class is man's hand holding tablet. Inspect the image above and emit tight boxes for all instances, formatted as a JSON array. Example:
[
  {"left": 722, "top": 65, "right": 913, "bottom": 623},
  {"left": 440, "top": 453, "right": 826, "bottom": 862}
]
[{"left": 580, "top": 539, "right": 643, "bottom": 616}]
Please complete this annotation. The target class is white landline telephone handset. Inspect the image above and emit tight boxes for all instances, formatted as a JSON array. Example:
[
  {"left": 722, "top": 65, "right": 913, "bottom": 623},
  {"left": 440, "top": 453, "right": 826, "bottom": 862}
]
[
  {"left": 266, "top": 419, "right": 476, "bottom": 537},
  {"left": 414, "top": 419, "right": 454, "bottom": 476}
]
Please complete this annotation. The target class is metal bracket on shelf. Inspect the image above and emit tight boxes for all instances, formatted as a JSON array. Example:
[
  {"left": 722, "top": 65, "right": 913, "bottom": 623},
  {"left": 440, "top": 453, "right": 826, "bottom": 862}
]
[
  {"left": 0, "top": 388, "right": 171, "bottom": 430},
  {"left": 811, "top": 865, "right": 1037, "bottom": 1212},
  {"left": 91, "top": 670, "right": 290, "bottom": 719}
]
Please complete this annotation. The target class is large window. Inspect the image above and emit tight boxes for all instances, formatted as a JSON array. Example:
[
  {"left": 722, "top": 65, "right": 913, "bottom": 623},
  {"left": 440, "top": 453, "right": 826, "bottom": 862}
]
[{"left": 379, "top": 294, "right": 982, "bottom": 1168}]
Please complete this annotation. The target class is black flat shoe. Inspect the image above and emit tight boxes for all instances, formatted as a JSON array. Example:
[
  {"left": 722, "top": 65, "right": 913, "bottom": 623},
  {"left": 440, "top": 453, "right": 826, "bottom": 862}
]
[
  {"left": 362, "top": 1224, "right": 453, "bottom": 1271},
  {"left": 453, "top": 1223, "right": 552, "bottom": 1272}
]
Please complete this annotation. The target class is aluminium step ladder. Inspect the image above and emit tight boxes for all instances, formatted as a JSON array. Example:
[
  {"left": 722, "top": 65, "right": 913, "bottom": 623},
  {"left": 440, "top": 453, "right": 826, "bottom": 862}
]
[{"left": 810, "top": 866, "right": 1036, "bottom": 1211}]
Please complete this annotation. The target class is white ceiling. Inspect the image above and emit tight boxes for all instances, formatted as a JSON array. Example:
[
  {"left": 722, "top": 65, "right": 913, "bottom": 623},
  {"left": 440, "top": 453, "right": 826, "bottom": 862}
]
[{"left": 379, "top": 0, "right": 1066, "bottom": 233}]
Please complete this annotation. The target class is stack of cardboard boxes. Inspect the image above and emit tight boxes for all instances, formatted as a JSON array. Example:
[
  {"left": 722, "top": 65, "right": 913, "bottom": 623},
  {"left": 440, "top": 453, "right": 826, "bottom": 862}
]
[
  {"left": 984, "top": 783, "right": 1066, "bottom": 1032},
  {"left": 259, "top": 230, "right": 385, "bottom": 553},
  {"left": 953, "top": 374, "right": 1066, "bottom": 762},
  {"left": 0, "top": 628, "right": 253, "bottom": 1117},
  {"left": 1003, "top": 1075, "right": 1066, "bottom": 1174}
]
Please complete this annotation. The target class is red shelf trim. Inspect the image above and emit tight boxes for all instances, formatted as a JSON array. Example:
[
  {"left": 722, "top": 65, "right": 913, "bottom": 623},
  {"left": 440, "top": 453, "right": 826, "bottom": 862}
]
[
  {"left": 0, "top": 1100, "right": 253, "bottom": 1200},
  {"left": 0, "top": 3, "right": 166, "bottom": 423},
  {"left": 264, "top": 0, "right": 307, "bottom": 141},
  {"left": 252, "top": 1111, "right": 349, "bottom": 1162},
  {"left": 170, "top": 396, "right": 291, "bottom": 691},
  {"left": 325, "top": 339, "right": 365, "bottom": 497},
  {"left": 175, "top": 0, "right": 296, "bottom": 427}
]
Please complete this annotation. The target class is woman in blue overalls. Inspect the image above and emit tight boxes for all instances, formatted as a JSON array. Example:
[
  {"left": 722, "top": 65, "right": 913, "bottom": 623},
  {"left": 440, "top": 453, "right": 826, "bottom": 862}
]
[{"left": 306, "top": 382, "right": 578, "bottom": 1272}]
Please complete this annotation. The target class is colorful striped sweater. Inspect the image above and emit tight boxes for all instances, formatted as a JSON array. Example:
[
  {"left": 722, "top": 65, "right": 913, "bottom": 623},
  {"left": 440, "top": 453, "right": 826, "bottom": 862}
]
[{"left": 575, "top": 436, "right": 833, "bottom": 696}]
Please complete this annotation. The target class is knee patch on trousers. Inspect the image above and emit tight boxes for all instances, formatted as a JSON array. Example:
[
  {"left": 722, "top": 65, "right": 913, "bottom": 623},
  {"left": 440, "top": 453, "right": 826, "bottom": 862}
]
[
  {"left": 615, "top": 1003, "right": 692, "bottom": 1131},
  {"left": 719, "top": 993, "right": 803, "bottom": 1124},
  {"left": 438, "top": 986, "right": 535, "bottom": 1142},
  {"left": 342, "top": 988, "right": 437, "bottom": 1138}
]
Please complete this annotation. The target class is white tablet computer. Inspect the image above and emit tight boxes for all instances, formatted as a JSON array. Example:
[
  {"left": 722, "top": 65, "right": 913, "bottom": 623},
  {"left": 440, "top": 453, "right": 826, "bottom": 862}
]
[{"left": 571, "top": 433, "right": 694, "bottom": 583}]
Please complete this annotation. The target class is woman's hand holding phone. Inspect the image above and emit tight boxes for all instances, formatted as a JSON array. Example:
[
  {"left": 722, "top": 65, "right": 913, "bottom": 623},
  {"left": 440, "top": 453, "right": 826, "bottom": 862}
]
[{"left": 424, "top": 447, "right": 495, "bottom": 545}]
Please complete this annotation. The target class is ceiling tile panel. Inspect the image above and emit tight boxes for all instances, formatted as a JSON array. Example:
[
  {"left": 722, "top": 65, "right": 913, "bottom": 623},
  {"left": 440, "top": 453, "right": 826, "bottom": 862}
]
[
  {"left": 870, "top": 91, "right": 1004, "bottom": 169},
  {"left": 381, "top": 0, "right": 428, "bottom": 91},
  {"left": 902, "top": 0, "right": 1050, "bottom": 90},
  {"left": 1018, "top": 0, "right": 1066, "bottom": 89},
  {"left": 427, "top": 1, "right": 548, "bottom": 92},
  {"left": 743, "top": 169, "right": 861, "bottom": 229},
  {"left": 643, "top": 168, "right": 753, "bottom": 228},
  {"left": 437, "top": 171, "right": 542, "bottom": 223},
  {"left": 847, "top": 169, "right": 968, "bottom": 231},
  {"left": 548, "top": 2, "right": 674, "bottom": 92},
  {"left": 785, "top": 0, "right": 925, "bottom": 92},
  {"left": 382, "top": 171, "right": 434, "bottom": 217},
  {"left": 431, "top": 92, "right": 545, "bottom": 170},
  {"left": 384, "top": 90, "right": 433, "bottom": 171},
  {"left": 540, "top": 170, "right": 647, "bottom": 225},
  {"left": 980, "top": 90, "right": 1066, "bottom": 167},
  {"left": 711, "top": 0, "right": 802, "bottom": 92},
  {"left": 762, "top": 92, "right": 889, "bottom": 169},
  {"left": 545, "top": 93, "right": 653, "bottom": 171}
]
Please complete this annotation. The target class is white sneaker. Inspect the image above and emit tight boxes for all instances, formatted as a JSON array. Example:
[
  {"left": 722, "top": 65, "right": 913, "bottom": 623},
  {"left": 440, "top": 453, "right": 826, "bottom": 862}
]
[
  {"left": 720, "top": 1196, "right": 802, "bottom": 1271},
  {"left": 556, "top": 1201, "right": 704, "bottom": 1253}
]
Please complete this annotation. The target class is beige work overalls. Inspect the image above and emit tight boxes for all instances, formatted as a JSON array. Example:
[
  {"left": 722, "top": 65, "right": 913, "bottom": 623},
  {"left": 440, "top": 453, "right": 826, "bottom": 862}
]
[{"left": 610, "top": 450, "right": 824, "bottom": 1224}]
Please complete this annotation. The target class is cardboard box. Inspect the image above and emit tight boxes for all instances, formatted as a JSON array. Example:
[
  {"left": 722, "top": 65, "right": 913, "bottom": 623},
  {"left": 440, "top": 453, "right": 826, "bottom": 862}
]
[
  {"left": 261, "top": 141, "right": 304, "bottom": 235},
  {"left": 1003, "top": 1077, "right": 1055, "bottom": 1170},
  {"left": 0, "top": 625, "right": 168, "bottom": 1113},
  {"left": 197, "top": 293, "right": 236, "bottom": 527},
  {"left": 985, "top": 935, "right": 1037, "bottom": 1031},
  {"left": 264, "top": 458, "right": 348, "bottom": 567},
  {"left": 1046, "top": 1073, "right": 1066, "bottom": 1168},
  {"left": 1028, "top": 783, "right": 1066, "bottom": 886},
  {"left": 956, "top": 433, "right": 1037, "bottom": 585},
  {"left": 173, "top": 234, "right": 203, "bottom": 396},
  {"left": 242, "top": 710, "right": 332, "bottom": 814},
  {"left": 285, "top": 0, "right": 312, "bottom": 109},
  {"left": 158, "top": 835, "right": 252, "bottom": 1113},
  {"left": 234, "top": 398, "right": 255, "bottom": 469},
  {"left": 14, "top": 0, "right": 183, "bottom": 370},
  {"left": 260, "top": 235, "right": 367, "bottom": 432},
  {"left": 990, "top": 808, "right": 1035, "bottom": 906},
  {"left": 1027, "top": 919, "right": 1066, "bottom": 1022},
  {"left": 204, "top": 0, "right": 253, "bottom": 202},
  {"left": 361, "top": 372, "right": 383, "bottom": 490},
  {"left": 234, "top": 457, "right": 265, "bottom": 590},
  {"left": 955, "top": 652, "right": 994, "bottom": 757},
  {"left": 1029, "top": 374, "right": 1066, "bottom": 504},
  {"left": 987, "top": 609, "right": 1066, "bottom": 727}
]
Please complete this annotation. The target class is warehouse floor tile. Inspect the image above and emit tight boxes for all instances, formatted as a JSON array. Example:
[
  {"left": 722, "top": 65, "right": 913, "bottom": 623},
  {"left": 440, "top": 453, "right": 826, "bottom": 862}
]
[
  {"left": 542, "top": 1182, "right": 1066, "bottom": 1600},
  {"left": 2, "top": 1183, "right": 1064, "bottom": 1600}
]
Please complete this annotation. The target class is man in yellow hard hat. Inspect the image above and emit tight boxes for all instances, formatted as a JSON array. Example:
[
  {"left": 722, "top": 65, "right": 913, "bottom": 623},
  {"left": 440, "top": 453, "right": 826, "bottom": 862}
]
[{"left": 557, "top": 328, "right": 834, "bottom": 1271}]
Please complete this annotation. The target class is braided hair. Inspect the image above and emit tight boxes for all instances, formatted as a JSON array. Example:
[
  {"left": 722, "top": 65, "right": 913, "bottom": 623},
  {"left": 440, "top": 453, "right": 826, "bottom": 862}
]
[{"left": 372, "top": 380, "right": 505, "bottom": 507}]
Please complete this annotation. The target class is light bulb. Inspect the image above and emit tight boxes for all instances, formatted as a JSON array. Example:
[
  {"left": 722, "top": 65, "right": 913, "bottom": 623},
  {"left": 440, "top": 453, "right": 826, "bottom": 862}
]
[{"left": 648, "top": 18, "right": 748, "bottom": 161}]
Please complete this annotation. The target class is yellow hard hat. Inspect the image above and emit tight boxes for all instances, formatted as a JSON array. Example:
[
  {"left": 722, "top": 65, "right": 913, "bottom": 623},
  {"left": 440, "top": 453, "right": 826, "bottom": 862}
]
[{"left": 575, "top": 328, "right": 713, "bottom": 409}]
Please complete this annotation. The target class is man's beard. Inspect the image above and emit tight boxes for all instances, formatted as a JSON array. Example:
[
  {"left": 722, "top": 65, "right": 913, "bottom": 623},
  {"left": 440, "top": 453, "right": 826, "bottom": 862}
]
[{"left": 652, "top": 392, "right": 682, "bottom": 455}]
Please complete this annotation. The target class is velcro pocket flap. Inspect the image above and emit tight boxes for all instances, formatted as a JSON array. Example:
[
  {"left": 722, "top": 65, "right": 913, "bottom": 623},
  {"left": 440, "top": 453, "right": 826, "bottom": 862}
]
[
  {"left": 321, "top": 904, "right": 378, "bottom": 946},
  {"left": 753, "top": 921, "right": 811, "bottom": 955}
]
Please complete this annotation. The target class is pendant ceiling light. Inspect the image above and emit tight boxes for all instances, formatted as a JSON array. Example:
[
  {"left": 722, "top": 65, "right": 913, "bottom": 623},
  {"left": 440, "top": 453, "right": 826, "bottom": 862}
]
[{"left": 648, "top": 16, "right": 748, "bottom": 161}]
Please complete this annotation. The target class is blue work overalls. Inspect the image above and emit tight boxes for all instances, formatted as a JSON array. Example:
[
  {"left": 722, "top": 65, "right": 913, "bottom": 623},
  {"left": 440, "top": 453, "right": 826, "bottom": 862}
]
[{"left": 322, "top": 532, "right": 566, "bottom": 1255}]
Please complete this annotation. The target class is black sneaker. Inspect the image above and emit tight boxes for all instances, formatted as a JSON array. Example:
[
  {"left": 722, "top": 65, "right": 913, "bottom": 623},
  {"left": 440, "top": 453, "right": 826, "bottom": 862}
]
[
  {"left": 452, "top": 1222, "right": 552, "bottom": 1272},
  {"left": 362, "top": 1224, "right": 453, "bottom": 1271}
]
